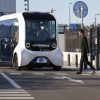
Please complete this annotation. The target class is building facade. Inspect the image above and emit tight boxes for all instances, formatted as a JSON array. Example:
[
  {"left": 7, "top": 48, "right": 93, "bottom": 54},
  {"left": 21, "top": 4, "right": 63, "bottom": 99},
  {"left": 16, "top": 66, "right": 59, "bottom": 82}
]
[{"left": 0, "top": 0, "right": 16, "bottom": 15}]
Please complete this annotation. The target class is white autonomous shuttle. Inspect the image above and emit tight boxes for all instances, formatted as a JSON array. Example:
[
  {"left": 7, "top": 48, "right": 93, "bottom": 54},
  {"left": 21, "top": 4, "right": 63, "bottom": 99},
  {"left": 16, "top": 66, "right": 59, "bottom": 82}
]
[{"left": 0, "top": 12, "right": 63, "bottom": 70}]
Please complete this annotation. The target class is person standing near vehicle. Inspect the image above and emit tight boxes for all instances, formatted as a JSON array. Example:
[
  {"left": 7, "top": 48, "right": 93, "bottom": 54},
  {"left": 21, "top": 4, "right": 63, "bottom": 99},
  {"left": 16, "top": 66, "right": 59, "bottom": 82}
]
[
  {"left": 37, "top": 24, "right": 50, "bottom": 41},
  {"left": 76, "top": 29, "right": 96, "bottom": 74}
]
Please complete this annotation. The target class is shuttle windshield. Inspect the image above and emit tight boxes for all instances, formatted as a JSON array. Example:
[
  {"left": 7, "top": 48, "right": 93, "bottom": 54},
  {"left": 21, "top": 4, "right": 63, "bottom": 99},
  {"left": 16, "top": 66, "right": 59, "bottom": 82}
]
[
  {"left": 23, "top": 12, "right": 57, "bottom": 51},
  {"left": 26, "top": 20, "right": 56, "bottom": 42}
]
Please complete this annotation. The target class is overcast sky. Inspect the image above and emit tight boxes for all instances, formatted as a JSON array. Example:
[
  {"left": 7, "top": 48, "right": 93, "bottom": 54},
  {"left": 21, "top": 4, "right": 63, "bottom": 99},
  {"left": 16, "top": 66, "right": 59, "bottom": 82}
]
[{"left": 16, "top": 0, "right": 100, "bottom": 26}]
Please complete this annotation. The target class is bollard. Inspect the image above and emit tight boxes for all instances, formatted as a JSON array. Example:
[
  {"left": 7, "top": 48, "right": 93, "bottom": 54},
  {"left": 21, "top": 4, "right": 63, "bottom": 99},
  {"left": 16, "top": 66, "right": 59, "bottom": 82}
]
[
  {"left": 75, "top": 54, "right": 78, "bottom": 67},
  {"left": 68, "top": 54, "right": 70, "bottom": 66}
]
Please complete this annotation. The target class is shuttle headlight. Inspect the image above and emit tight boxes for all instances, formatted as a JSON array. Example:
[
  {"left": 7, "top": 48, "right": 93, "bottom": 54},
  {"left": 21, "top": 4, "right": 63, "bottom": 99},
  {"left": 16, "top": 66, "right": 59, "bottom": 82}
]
[
  {"left": 52, "top": 43, "right": 57, "bottom": 48},
  {"left": 26, "top": 43, "right": 30, "bottom": 48}
]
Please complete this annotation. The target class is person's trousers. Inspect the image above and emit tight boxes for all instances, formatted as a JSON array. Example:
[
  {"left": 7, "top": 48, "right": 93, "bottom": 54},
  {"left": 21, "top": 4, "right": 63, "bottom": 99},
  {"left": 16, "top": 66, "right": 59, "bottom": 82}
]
[{"left": 80, "top": 53, "right": 95, "bottom": 72}]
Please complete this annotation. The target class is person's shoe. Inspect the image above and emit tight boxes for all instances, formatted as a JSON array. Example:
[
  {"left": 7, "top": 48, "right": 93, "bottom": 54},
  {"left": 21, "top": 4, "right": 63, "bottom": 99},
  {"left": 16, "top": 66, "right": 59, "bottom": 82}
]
[
  {"left": 76, "top": 71, "right": 82, "bottom": 74},
  {"left": 92, "top": 70, "right": 97, "bottom": 75}
]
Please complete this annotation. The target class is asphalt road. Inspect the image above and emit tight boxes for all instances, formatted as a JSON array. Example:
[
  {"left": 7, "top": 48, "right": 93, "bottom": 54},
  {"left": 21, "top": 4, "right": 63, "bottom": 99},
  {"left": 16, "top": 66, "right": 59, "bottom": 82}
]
[{"left": 0, "top": 66, "right": 100, "bottom": 100}]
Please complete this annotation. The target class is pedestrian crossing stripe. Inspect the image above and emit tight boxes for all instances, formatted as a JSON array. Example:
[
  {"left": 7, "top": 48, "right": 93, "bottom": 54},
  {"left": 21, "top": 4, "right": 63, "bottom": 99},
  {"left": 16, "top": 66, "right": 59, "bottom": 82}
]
[
  {"left": 0, "top": 72, "right": 35, "bottom": 99},
  {"left": 0, "top": 97, "right": 34, "bottom": 99},
  {"left": 82, "top": 73, "right": 91, "bottom": 75},
  {"left": 9, "top": 73, "right": 22, "bottom": 75},
  {"left": 32, "top": 72, "right": 45, "bottom": 76},
  {"left": 0, "top": 89, "right": 35, "bottom": 99},
  {"left": 9, "top": 72, "right": 68, "bottom": 76},
  {"left": 54, "top": 72, "right": 68, "bottom": 76}
]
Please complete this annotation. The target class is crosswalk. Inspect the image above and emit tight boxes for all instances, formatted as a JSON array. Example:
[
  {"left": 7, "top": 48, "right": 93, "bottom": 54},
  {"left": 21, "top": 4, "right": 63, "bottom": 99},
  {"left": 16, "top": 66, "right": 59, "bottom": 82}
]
[
  {"left": 9, "top": 71, "right": 100, "bottom": 76},
  {"left": 0, "top": 71, "right": 100, "bottom": 100},
  {"left": 0, "top": 89, "right": 35, "bottom": 99},
  {"left": 0, "top": 72, "right": 35, "bottom": 100}
]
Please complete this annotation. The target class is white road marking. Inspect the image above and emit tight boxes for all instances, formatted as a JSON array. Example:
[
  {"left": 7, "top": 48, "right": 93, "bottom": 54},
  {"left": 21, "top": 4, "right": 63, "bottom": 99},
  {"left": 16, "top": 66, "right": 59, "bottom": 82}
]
[
  {"left": 0, "top": 72, "right": 35, "bottom": 99},
  {"left": 54, "top": 72, "right": 68, "bottom": 76},
  {"left": 0, "top": 94, "right": 31, "bottom": 96},
  {"left": 0, "top": 72, "right": 22, "bottom": 89},
  {"left": 54, "top": 76, "right": 85, "bottom": 85},
  {"left": 0, "top": 89, "right": 25, "bottom": 92},
  {"left": 0, "top": 89, "right": 35, "bottom": 99},
  {"left": 32, "top": 72, "right": 45, "bottom": 76},
  {"left": 0, "top": 91, "right": 28, "bottom": 93},
  {"left": 82, "top": 73, "right": 91, "bottom": 75},
  {"left": 9, "top": 72, "right": 22, "bottom": 75},
  {"left": 0, "top": 97, "right": 34, "bottom": 99},
  {"left": 32, "top": 72, "right": 68, "bottom": 76}
]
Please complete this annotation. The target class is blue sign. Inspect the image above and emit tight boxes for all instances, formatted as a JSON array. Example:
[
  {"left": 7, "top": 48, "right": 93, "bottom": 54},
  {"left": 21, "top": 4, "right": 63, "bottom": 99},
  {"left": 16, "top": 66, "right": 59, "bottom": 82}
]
[
  {"left": 70, "top": 24, "right": 81, "bottom": 31},
  {"left": 73, "top": 1, "right": 88, "bottom": 18}
]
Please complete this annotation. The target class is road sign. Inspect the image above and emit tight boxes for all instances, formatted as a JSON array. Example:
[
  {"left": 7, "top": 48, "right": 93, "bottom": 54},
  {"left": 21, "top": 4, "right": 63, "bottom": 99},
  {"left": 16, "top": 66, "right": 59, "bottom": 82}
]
[
  {"left": 73, "top": 1, "right": 88, "bottom": 18},
  {"left": 70, "top": 23, "right": 81, "bottom": 31}
]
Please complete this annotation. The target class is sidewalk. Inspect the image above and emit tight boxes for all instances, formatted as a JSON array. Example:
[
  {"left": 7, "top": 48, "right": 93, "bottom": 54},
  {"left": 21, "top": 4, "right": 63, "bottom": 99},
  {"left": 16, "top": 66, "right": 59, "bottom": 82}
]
[
  {"left": 62, "top": 65, "right": 100, "bottom": 74},
  {"left": 62, "top": 65, "right": 79, "bottom": 71}
]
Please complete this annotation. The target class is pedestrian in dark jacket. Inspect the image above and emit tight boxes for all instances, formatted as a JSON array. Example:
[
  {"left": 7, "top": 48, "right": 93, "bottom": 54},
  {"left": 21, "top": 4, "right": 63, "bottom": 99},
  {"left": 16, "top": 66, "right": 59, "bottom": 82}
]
[{"left": 76, "top": 29, "right": 96, "bottom": 75}]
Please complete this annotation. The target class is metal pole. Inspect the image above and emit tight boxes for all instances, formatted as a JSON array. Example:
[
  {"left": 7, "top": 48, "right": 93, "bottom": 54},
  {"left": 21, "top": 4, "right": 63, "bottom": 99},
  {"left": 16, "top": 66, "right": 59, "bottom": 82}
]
[
  {"left": 75, "top": 54, "right": 78, "bottom": 67},
  {"left": 81, "top": 5, "right": 83, "bottom": 28},
  {"left": 95, "top": 15, "right": 96, "bottom": 27},
  {"left": 27, "top": 0, "right": 29, "bottom": 11},
  {"left": 95, "top": 14, "right": 100, "bottom": 27},
  {"left": 90, "top": 28, "right": 93, "bottom": 63},
  {"left": 69, "top": 3, "right": 72, "bottom": 27},
  {"left": 96, "top": 26, "right": 100, "bottom": 70}
]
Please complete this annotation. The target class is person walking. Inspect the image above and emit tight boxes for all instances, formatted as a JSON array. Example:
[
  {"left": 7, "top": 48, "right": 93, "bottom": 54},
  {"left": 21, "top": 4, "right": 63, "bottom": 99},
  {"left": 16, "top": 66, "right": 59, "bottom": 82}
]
[{"left": 76, "top": 29, "right": 96, "bottom": 75}]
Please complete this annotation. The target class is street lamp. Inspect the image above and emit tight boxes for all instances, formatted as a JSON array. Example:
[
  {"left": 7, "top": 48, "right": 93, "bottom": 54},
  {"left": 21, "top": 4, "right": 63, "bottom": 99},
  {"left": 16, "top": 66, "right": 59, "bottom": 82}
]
[
  {"left": 69, "top": 3, "right": 72, "bottom": 27},
  {"left": 95, "top": 14, "right": 100, "bottom": 27},
  {"left": 24, "top": 0, "right": 29, "bottom": 11}
]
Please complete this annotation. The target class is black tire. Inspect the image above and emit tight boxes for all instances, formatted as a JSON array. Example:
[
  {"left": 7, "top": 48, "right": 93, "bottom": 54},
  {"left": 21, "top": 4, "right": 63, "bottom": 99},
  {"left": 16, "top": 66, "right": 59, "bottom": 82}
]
[
  {"left": 13, "top": 54, "right": 22, "bottom": 71},
  {"left": 53, "top": 66, "right": 61, "bottom": 71}
]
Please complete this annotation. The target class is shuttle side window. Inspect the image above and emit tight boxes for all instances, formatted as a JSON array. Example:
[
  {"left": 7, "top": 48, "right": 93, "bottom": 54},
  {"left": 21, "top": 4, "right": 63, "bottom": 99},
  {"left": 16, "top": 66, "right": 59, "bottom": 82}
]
[
  {"left": 12, "top": 19, "right": 19, "bottom": 44},
  {"left": 0, "top": 19, "right": 19, "bottom": 51},
  {"left": 0, "top": 18, "right": 19, "bottom": 61}
]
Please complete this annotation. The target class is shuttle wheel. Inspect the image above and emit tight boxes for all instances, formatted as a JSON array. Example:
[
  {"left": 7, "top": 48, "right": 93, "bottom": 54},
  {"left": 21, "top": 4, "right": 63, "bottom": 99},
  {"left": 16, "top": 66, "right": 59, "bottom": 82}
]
[
  {"left": 53, "top": 66, "right": 61, "bottom": 71},
  {"left": 13, "top": 54, "right": 22, "bottom": 71}
]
